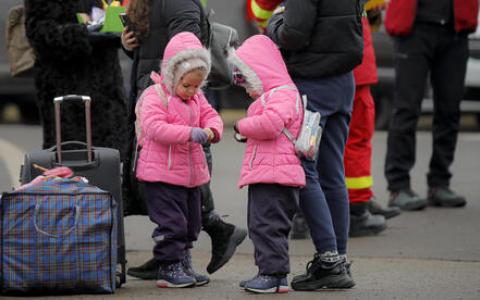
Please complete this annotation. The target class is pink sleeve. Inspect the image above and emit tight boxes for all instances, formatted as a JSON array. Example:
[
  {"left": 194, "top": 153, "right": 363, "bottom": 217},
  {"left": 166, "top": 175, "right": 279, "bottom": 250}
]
[
  {"left": 198, "top": 94, "right": 223, "bottom": 143},
  {"left": 237, "top": 91, "right": 297, "bottom": 140},
  {"left": 141, "top": 92, "right": 192, "bottom": 144}
]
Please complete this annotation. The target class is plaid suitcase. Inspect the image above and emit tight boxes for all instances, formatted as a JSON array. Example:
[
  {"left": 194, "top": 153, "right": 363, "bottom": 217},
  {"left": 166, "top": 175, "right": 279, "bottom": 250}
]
[
  {"left": 0, "top": 177, "right": 117, "bottom": 294},
  {"left": 19, "top": 95, "right": 126, "bottom": 287}
]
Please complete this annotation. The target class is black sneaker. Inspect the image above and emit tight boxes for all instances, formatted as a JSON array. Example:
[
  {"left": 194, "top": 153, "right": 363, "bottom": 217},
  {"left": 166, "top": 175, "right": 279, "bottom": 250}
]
[
  {"left": 349, "top": 211, "right": 387, "bottom": 237},
  {"left": 389, "top": 189, "right": 427, "bottom": 211},
  {"left": 127, "top": 257, "right": 159, "bottom": 280},
  {"left": 428, "top": 187, "right": 466, "bottom": 207},
  {"left": 367, "top": 197, "right": 402, "bottom": 219},
  {"left": 291, "top": 255, "right": 355, "bottom": 291},
  {"left": 203, "top": 213, "right": 247, "bottom": 274}
]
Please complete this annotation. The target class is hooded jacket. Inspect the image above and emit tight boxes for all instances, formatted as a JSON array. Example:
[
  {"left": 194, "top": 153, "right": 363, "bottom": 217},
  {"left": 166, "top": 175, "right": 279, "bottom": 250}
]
[
  {"left": 135, "top": 32, "right": 223, "bottom": 188},
  {"left": 385, "top": 0, "right": 478, "bottom": 36},
  {"left": 228, "top": 35, "right": 305, "bottom": 188}
]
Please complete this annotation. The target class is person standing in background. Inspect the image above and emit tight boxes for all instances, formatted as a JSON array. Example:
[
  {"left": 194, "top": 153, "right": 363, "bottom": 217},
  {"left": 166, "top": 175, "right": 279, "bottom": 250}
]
[
  {"left": 24, "top": 0, "right": 128, "bottom": 159},
  {"left": 384, "top": 0, "right": 478, "bottom": 210},
  {"left": 347, "top": 4, "right": 402, "bottom": 237},
  {"left": 121, "top": 0, "right": 246, "bottom": 279},
  {"left": 266, "top": 0, "right": 362, "bottom": 290}
]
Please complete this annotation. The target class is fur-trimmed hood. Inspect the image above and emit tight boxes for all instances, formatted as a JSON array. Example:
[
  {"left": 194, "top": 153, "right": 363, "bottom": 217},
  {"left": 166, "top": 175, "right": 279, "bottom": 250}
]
[
  {"left": 227, "top": 35, "right": 294, "bottom": 95},
  {"left": 160, "top": 32, "right": 211, "bottom": 94}
]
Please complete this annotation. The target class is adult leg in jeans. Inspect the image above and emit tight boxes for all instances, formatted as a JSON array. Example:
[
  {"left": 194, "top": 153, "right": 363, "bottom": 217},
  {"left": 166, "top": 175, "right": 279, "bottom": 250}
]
[{"left": 291, "top": 74, "right": 354, "bottom": 290}]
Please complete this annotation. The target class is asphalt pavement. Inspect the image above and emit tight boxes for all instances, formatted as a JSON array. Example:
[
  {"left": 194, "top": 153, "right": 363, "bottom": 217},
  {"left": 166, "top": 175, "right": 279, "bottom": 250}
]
[{"left": 0, "top": 124, "right": 479, "bottom": 299}]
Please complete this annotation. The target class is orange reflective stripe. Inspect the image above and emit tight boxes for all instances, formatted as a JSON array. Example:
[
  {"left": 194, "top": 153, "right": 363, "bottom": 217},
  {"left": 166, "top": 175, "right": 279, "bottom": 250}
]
[
  {"left": 345, "top": 176, "right": 373, "bottom": 189},
  {"left": 251, "top": 0, "right": 274, "bottom": 20}
]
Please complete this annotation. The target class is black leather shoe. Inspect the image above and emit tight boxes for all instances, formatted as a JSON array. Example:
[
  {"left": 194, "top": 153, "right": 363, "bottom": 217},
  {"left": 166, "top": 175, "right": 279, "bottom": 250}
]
[
  {"left": 368, "top": 198, "right": 402, "bottom": 219},
  {"left": 127, "top": 257, "right": 159, "bottom": 280},
  {"left": 428, "top": 187, "right": 466, "bottom": 207},
  {"left": 349, "top": 211, "right": 386, "bottom": 237}
]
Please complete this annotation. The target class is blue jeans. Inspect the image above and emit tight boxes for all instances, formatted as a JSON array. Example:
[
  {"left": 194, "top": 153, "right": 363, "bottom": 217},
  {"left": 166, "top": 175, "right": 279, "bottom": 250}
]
[{"left": 294, "top": 72, "right": 354, "bottom": 255}]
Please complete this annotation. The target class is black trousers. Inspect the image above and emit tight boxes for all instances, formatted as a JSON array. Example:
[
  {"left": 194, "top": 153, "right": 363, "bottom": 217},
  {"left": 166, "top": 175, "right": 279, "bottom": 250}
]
[
  {"left": 248, "top": 184, "right": 299, "bottom": 275},
  {"left": 385, "top": 22, "right": 469, "bottom": 191},
  {"left": 144, "top": 182, "right": 202, "bottom": 263}
]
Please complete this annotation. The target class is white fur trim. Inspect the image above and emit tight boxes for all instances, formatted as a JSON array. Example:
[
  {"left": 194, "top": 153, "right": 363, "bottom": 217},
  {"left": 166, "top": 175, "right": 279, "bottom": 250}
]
[
  {"left": 161, "top": 48, "right": 211, "bottom": 94},
  {"left": 226, "top": 48, "right": 263, "bottom": 95}
]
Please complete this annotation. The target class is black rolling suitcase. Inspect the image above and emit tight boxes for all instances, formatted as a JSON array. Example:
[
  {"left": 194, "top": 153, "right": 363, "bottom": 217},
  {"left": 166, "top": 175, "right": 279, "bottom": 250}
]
[{"left": 19, "top": 95, "right": 126, "bottom": 287}]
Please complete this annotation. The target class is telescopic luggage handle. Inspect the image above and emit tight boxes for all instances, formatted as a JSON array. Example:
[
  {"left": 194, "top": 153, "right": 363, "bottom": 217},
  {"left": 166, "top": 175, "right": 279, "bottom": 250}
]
[{"left": 53, "top": 95, "right": 93, "bottom": 163}]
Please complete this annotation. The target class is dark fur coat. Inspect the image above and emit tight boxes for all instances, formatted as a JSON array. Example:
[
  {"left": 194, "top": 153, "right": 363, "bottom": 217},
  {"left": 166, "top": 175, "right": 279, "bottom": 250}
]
[{"left": 24, "top": 0, "right": 128, "bottom": 160}]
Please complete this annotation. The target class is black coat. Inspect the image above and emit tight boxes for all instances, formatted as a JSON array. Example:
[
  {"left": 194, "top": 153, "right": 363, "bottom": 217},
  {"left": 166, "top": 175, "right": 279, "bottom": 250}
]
[
  {"left": 25, "top": 0, "right": 128, "bottom": 159},
  {"left": 266, "top": 0, "right": 364, "bottom": 79},
  {"left": 127, "top": 0, "right": 208, "bottom": 101}
]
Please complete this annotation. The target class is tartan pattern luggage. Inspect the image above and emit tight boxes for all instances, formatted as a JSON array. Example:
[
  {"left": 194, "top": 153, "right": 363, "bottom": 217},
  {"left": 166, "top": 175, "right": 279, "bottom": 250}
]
[
  {"left": 19, "top": 95, "right": 126, "bottom": 286},
  {"left": 0, "top": 177, "right": 117, "bottom": 294}
]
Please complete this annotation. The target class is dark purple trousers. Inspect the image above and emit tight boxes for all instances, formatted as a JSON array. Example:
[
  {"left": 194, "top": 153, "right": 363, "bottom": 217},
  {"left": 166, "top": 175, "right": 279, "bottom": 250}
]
[
  {"left": 143, "top": 181, "right": 201, "bottom": 263},
  {"left": 248, "top": 183, "right": 299, "bottom": 275}
]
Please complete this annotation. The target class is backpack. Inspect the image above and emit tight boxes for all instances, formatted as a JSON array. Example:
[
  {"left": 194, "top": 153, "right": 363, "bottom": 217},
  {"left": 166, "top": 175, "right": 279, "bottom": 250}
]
[
  {"left": 261, "top": 85, "right": 322, "bottom": 160},
  {"left": 205, "top": 17, "right": 239, "bottom": 89},
  {"left": 5, "top": 5, "right": 35, "bottom": 77}
]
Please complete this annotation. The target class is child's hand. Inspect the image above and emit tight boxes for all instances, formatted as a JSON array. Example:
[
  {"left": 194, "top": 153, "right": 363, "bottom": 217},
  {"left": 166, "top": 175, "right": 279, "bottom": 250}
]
[
  {"left": 204, "top": 128, "right": 215, "bottom": 142},
  {"left": 191, "top": 127, "right": 209, "bottom": 144}
]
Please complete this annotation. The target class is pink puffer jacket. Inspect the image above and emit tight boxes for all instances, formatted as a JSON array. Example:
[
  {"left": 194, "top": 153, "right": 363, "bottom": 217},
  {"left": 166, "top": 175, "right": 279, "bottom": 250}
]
[
  {"left": 135, "top": 33, "right": 223, "bottom": 188},
  {"left": 230, "top": 35, "right": 306, "bottom": 188}
]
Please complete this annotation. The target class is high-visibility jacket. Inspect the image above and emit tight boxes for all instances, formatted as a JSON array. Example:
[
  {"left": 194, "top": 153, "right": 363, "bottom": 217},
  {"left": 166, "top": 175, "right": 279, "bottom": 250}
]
[
  {"left": 385, "top": 0, "right": 478, "bottom": 36},
  {"left": 246, "top": 0, "right": 283, "bottom": 32}
]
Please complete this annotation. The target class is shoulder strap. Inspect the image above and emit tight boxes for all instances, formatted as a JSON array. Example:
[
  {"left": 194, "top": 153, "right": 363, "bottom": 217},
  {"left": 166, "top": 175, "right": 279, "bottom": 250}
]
[
  {"left": 259, "top": 84, "right": 302, "bottom": 144},
  {"left": 260, "top": 84, "right": 300, "bottom": 114},
  {"left": 153, "top": 84, "right": 169, "bottom": 107}
]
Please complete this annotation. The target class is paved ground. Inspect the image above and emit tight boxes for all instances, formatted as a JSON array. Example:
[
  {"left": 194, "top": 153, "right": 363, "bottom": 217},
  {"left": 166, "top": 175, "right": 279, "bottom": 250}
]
[{"left": 1, "top": 124, "right": 480, "bottom": 299}]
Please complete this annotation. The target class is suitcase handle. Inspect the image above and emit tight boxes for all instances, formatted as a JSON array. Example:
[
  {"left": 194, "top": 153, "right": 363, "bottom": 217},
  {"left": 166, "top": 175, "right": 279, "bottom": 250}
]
[
  {"left": 46, "top": 142, "right": 99, "bottom": 170},
  {"left": 34, "top": 202, "right": 81, "bottom": 238},
  {"left": 53, "top": 95, "right": 93, "bottom": 163}
]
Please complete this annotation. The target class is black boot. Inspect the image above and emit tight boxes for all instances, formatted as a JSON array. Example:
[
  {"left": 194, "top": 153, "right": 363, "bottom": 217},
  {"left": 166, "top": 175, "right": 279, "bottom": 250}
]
[
  {"left": 127, "top": 257, "right": 160, "bottom": 280},
  {"left": 291, "top": 254, "right": 355, "bottom": 290},
  {"left": 203, "top": 212, "right": 247, "bottom": 274},
  {"left": 349, "top": 202, "right": 387, "bottom": 237},
  {"left": 367, "top": 197, "right": 402, "bottom": 219},
  {"left": 290, "top": 212, "right": 310, "bottom": 240}
]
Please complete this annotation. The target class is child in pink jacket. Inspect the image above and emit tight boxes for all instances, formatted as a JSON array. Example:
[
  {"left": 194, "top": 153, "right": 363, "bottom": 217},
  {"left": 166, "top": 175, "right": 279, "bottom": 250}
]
[
  {"left": 135, "top": 32, "right": 223, "bottom": 288},
  {"left": 227, "top": 35, "right": 305, "bottom": 294}
]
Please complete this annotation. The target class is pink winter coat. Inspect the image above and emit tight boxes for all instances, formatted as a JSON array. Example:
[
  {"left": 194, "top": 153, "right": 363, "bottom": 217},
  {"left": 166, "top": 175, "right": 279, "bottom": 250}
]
[
  {"left": 135, "top": 33, "right": 223, "bottom": 188},
  {"left": 230, "top": 35, "right": 305, "bottom": 188}
]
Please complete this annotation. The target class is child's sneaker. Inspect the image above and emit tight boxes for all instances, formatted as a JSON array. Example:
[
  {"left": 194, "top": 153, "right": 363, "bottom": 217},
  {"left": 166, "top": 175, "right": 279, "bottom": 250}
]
[
  {"left": 244, "top": 274, "right": 289, "bottom": 294},
  {"left": 156, "top": 262, "right": 196, "bottom": 288},
  {"left": 182, "top": 250, "right": 210, "bottom": 286}
]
